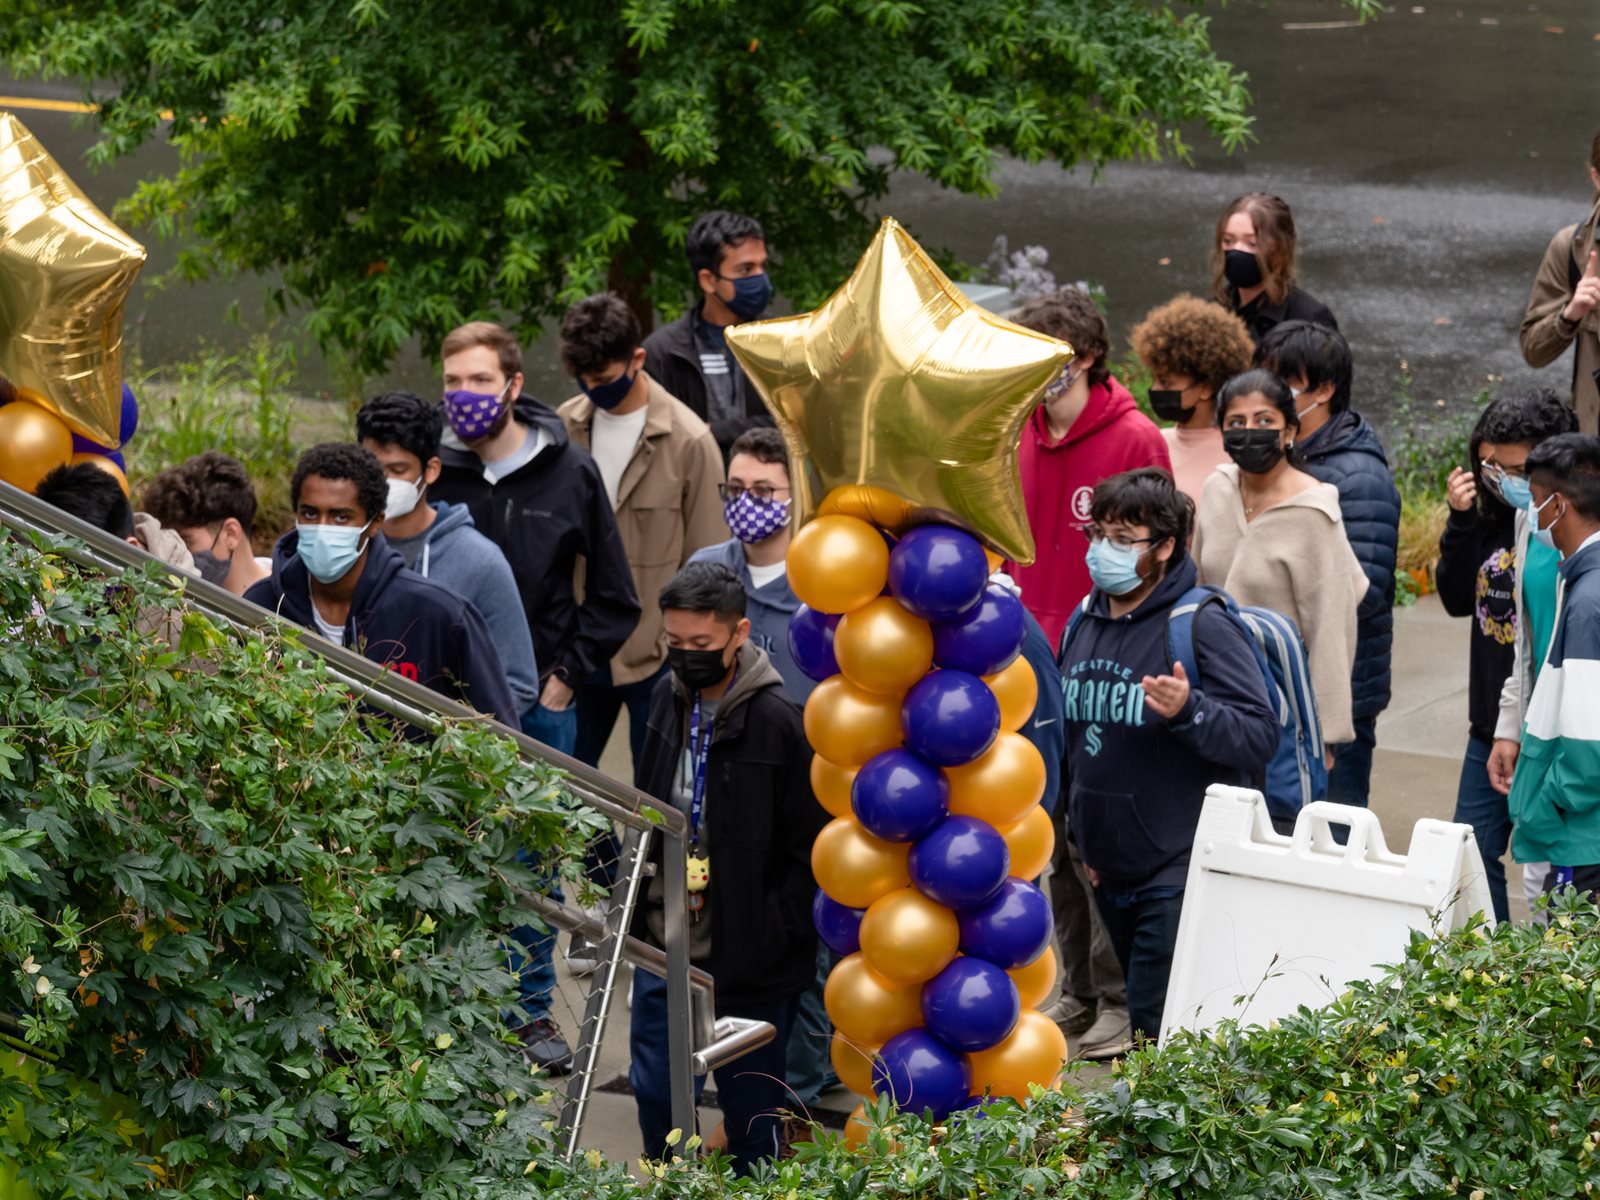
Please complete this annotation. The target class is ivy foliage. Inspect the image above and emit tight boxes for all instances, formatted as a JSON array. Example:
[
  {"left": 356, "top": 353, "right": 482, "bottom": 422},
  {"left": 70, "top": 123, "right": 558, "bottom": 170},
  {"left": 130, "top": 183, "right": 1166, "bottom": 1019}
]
[
  {"left": 0, "top": 0, "right": 1378, "bottom": 368},
  {"left": 0, "top": 533, "right": 604, "bottom": 1198}
]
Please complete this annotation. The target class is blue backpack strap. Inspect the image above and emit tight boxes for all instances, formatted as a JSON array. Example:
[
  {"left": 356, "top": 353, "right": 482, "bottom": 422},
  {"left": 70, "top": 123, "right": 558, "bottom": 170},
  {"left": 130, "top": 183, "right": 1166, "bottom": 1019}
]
[
  {"left": 1164, "top": 584, "right": 1232, "bottom": 684},
  {"left": 1056, "top": 595, "right": 1094, "bottom": 669}
]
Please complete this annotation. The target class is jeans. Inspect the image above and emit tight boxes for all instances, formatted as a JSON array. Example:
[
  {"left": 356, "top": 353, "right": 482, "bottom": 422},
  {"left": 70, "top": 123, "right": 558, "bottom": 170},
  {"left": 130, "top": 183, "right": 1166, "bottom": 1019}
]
[
  {"left": 1453, "top": 735, "right": 1511, "bottom": 923},
  {"left": 1326, "top": 715, "right": 1378, "bottom": 809},
  {"left": 1050, "top": 814, "right": 1126, "bottom": 1014},
  {"left": 630, "top": 968, "right": 798, "bottom": 1176},
  {"left": 1092, "top": 888, "right": 1186, "bottom": 1043},
  {"left": 574, "top": 663, "right": 667, "bottom": 771},
  {"left": 523, "top": 700, "right": 577, "bottom": 757},
  {"left": 784, "top": 944, "right": 836, "bottom": 1110}
]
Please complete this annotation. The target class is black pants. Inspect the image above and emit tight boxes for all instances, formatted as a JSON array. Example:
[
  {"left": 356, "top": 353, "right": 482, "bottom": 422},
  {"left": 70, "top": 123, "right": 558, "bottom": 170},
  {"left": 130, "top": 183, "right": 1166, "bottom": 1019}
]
[{"left": 1092, "top": 889, "right": 1186, "bottom": 1043}]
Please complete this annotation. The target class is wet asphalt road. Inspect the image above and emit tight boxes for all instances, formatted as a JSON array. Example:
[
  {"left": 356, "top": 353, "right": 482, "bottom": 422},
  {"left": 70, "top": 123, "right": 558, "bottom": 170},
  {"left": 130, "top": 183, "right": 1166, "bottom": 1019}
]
[{"left": 3, "top": 0, "right": 1597, "bottom": 438}]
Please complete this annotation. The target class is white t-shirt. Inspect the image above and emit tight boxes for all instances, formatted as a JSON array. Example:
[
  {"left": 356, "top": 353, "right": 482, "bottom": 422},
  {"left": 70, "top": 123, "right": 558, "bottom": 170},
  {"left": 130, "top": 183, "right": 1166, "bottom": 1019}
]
[
  {"left": 747, "top": 558, "right": 788, "bottom": 590},
  {"left": 310, "top": 602, "right": 346, "bottom": 647},
  {"left": 590, "top": 406, "right": 648, "bottom": 508}
]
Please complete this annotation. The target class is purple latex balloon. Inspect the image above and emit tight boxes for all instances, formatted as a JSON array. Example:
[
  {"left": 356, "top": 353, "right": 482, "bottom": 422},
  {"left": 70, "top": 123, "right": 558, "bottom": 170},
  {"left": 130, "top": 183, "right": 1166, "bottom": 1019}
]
[
  {"left": 812, "top": 889, "right": 865, "bottom": 956},
  {"left": 908, "top": 816, "right": 1010, "bottom": 911},
  {"left": 957, "top": 878, "right": 1054, "bottom": 970},
  {"left": 932, "top": 583, "right": 1026, "bottom": 677},
  {"left": 901, "top": 670, "right": 1000, "bottom": 767},
  {"left": 120, "top": 383, "right": 139, "bottom": 445},
  {"left": 71, "top": 432, "right": 116, "bottom": 456},
  {"left": 920, "top": 956, "right": 1020, "bottom": 1052},
  {"left": 888, "top": 525, "right": 989, "bottom": 622},
  {"left": 871, "top": 1028, "right": 971, "bottom": 1120},
  {"left": 851, "top": 748, "right": 949, "bottom": 843},
  {"left": 787, "top": 604, "right": 841, "bottom": 683}
]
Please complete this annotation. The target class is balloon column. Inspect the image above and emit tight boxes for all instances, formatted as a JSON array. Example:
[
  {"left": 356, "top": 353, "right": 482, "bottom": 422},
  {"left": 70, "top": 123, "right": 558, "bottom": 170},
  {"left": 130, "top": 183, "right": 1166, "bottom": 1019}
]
[
  {"left": 792, "top": 516, "right": 1066, "bottom": 1121},
  {"left": 0, "top": 381, "right": 138, "bottom": 496},
  {"left": 730, "top": 215, "right": 1074, "bottom": 1126}
]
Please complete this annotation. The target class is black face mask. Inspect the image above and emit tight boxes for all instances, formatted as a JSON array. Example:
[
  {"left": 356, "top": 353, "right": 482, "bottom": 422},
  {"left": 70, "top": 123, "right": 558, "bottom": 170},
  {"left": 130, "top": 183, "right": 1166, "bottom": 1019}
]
[
  {"left": 669, "top": 644, "right": 734, "bottom": 691},
  {"left": 1148, "top": 388, "right": 1188, "bottom": 423},
  {"left": 1224, "top": 248, "right": 1265, "bottom": 290},
  {"left": 1223, "top": 427, "right": 1287, "bottom": 475}
]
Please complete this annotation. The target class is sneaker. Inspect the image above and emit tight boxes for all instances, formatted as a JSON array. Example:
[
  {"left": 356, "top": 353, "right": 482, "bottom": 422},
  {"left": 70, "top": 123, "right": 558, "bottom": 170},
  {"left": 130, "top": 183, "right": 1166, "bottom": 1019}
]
[
  {"left": 514, "top": 1017, "right": 575, "bottom": 1074},
  {"left": 1077, "top": 1006, "right": 1133, "bottom": 1060},
  {"left": 1041, "top": 994, "right": 1098, "bottom": 1037},
  {"left": 565, "top": 932, "right": 602, "bottom": 977}
]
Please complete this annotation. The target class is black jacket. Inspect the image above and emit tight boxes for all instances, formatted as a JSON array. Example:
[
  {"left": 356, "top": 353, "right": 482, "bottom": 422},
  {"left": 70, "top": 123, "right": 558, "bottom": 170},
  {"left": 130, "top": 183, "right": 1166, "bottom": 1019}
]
[
  {"left": 641, "top": 304, "right": 773, "bottom": 456},
  {"left": 429, "top": 398, "right": 640, "bottom": 685},
  {"left": 1298, "top": 410, "right": 1401, "bottom": 720},
  {"left": 630, "top": 643, "right": 826, "bottom": 1007},
  {"left": 245, "top": 532, "right": 519, "bottom": 726},
  {"left": 1230, "top": 283, "right": 1339, "bottom": 345},
  {"left": 1436, "top": 501, "right": 1518, "bottom": 743}
]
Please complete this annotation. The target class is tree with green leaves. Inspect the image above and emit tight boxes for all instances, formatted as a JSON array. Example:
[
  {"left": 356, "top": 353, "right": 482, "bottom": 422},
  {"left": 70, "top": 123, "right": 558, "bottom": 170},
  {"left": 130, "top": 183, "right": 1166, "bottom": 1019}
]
[{"left": 1, "top": 0, "right": 1373, "bottom": 371}]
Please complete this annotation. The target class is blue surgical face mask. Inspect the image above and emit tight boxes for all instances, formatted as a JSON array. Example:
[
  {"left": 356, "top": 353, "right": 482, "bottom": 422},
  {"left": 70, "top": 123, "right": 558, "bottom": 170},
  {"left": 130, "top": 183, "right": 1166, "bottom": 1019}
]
[
  {"left": 1529, "top": 492, "right": 1561, "bottom": 551},
  {"left": 1085, "top": 539, "right": 1149, "bottom": 597},
  {"left": 724, "top": 273, "right": 772, "bottom": 321},
  {"left": 579, "top": 368, "right": 637, "bottom": 411},
  {"left": 297, "top": 521, "right": 372, "bottom": 583},
  {"left": 1497, "top": 473, "right": 1532, "bottom": 511}
]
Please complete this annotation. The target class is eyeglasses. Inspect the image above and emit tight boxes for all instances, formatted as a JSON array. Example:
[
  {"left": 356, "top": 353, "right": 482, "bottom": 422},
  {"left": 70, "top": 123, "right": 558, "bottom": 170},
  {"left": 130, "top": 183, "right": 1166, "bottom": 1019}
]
[
  {"left": 719, "top": 483, "right": 790, "bottom": 503},
  {"left": 1481, "top": 459, "right": 1528, "bottom": 483},
  {"left": 1077, "top": 524, "right": 1155, "bottom": 551}
]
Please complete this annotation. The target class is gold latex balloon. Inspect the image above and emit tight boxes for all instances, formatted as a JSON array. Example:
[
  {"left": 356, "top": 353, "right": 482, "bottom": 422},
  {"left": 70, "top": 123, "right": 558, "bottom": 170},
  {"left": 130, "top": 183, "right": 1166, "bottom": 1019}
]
[
  {"left": 984, "top": 656, "right": 1039, "bottom": 734},
  {"left": 944, "top": 733, "right": 1047, "bottom": 828},
  {"left": 1008, "top": 945, "right": 1059, "bottom": 1011},
  {"left": 818, "top": 484, "right": 915, "bottom": 531},
  {"left": 805, "top": 675, "right": 905, "bottom": 767},
  {"left": 786, "top": 513, "right": 889, "bottom": 614},
  {"left": 835, "top": 596, "right": 935, "bottom": 695},
  {"left": 830, "top": 1032, "right": 880, "bottom": 1097},
  {"left": 0, "top": 113, "right": 146, "bottom": 446},
  {"left": 858, "top": 886, "right": 961, "bottom": 987},
  {"left": 68, "top": 451, "right": 130, "bottom": 497},
  {"left": 0, "top": 398, "right": 72, "bottom": 491},
  {"left": 812, "top": 816, "right": 912, "bottom": 910},
  {"left": 998, "top": 804, "right": 1056, "bottom": 882},
  {"left": 726, "top": 216, "right": 1072, "bottom": 565},
  {"left": 842, "top": 1103, "right": 873, "bottom": 1149},
  {"left": 824, "top": 952, "right": 924, "bottom": 1046},
  {"left": 966, "top": 1009, "right": 1069, "bottom": 1103},
  {"left": 811, "top": 755, "right": 859, "bottom": 820}
]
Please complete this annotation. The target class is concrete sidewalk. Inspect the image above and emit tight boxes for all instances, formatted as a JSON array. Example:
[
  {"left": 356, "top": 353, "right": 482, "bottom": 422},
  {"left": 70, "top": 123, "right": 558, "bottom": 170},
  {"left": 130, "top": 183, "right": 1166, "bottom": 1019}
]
[{"left": 561, "top": 592, "right": 1484, "bottom": 1162}]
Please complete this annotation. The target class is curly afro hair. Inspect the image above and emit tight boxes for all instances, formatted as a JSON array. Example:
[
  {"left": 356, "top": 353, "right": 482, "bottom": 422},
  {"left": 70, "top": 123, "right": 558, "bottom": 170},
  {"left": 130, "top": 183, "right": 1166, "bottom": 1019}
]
[
  {"left": 1129, "top": 295, "right": 1254, "bottom": 397},
  {"left": 290, "top": 443, "right": 388, "bottom": 523}
]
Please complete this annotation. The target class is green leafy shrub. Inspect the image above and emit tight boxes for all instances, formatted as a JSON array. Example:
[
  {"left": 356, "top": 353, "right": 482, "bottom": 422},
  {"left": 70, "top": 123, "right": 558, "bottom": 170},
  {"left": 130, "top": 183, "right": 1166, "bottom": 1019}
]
[{"left": 0, "top": 533, "right": 603, "bottom": 1197}]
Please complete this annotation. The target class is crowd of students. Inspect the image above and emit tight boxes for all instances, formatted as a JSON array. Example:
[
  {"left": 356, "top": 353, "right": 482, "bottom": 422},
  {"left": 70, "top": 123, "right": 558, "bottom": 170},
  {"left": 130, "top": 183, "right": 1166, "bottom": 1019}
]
[{"left": 22, "top": 129, "right": 1600, "bottom": 1171}]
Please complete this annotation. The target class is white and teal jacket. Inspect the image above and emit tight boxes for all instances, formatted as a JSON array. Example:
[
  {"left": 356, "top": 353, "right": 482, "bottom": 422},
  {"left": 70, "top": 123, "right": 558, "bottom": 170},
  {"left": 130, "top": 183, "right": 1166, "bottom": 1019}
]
[{"left": 1508, "top": 533, "right": 1600, "bottom": 865}]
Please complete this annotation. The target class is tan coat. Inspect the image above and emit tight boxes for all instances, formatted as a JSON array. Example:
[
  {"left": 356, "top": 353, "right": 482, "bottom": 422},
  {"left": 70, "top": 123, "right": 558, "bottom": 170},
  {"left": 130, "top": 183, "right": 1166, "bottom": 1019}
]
[
  {"left": 558, "top": 377, "right": 726, "bottom": 684},
  {"left": 1520, "top": 197, "right": 1600, "bottom": 434},
  {"left": 1191, "top": 465, "right": 1368, "bottom": 745}
]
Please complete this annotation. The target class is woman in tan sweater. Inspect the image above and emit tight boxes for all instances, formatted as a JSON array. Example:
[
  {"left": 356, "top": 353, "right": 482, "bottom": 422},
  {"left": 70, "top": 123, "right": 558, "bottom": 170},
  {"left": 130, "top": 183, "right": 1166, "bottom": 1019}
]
[{"left": 1192, "top": 369, "right": 1368, "bottom": 751}]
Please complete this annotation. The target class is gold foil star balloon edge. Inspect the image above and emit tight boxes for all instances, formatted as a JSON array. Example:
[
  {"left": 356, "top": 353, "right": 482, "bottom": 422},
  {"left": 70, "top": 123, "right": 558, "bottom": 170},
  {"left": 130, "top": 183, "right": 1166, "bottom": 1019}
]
[
  {"left": 0, "top": 109, "right": 146, "bottom": 446},
  {"left": 726, "top": 216, "right": 1072, "bottom": 566}
]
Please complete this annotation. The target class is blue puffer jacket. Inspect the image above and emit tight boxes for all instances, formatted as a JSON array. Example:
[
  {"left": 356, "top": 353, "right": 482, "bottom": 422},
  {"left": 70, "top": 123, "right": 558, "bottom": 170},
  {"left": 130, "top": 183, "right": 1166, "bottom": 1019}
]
[{"left": 1298, "top": 411, "right": 1400, "bottom": 719}]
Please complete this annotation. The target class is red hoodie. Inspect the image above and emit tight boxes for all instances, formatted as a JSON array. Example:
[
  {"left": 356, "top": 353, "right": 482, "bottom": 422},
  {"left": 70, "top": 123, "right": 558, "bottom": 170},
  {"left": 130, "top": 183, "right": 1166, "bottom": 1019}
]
[{"left": 1007, "top": 375, "right": 1171, "bottom": 648}]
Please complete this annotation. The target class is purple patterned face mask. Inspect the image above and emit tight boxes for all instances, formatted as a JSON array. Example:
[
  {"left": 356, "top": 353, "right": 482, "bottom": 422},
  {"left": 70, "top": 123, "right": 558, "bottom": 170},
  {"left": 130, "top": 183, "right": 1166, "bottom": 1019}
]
[
  {"left": 724, "top": 489, "right": 791, "bottom": 544},
  {"left": 443, "top": 381, "right": 512, "bottom": 441}
]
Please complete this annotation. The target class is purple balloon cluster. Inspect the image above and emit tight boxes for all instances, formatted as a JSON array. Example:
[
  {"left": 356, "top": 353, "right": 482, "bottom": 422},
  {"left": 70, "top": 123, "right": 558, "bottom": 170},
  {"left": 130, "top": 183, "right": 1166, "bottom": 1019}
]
[{"left": 807, "top": 524, "right": 1055, "bottom": 1121}]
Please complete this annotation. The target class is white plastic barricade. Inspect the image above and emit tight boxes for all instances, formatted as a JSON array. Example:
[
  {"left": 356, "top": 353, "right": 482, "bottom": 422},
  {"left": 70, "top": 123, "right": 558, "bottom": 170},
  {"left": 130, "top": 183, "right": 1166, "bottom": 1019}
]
[{"left": 1160, "top": 786, "right": 1492, "bottom": 1040}]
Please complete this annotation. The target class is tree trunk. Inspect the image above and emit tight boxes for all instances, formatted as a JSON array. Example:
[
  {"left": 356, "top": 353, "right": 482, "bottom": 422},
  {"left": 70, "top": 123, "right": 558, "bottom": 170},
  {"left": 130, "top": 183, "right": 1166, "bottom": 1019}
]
[{"left": 608, "top": 256, "right": 654, "bottom": 335}]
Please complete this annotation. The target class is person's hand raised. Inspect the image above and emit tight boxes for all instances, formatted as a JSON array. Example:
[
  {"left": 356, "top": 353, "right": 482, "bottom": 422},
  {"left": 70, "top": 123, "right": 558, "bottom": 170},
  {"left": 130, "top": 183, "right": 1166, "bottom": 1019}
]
[
  {"left": 1447, "top": 466, "right": 1477, "bottom": 513},
  {"left": 1142, "top": 660, "right": 1190, "bottom": 719},
  {"left": 1564, "top": 249, "right": 1600, "bottom": 323}
]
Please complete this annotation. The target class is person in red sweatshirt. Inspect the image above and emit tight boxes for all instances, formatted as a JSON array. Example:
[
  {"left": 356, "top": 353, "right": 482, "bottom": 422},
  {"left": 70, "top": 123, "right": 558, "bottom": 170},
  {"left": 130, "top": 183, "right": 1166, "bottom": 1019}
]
[{"left": 1007, "top": 289, "right": 1172, "bottom": 647}]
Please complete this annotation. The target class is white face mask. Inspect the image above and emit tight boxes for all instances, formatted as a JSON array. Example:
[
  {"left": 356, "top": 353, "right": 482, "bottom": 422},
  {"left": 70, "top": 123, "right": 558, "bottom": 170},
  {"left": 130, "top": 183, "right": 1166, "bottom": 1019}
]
[
  {"left": 386, "top": 474, "right": 425, "bottom": 519},
  {"left": 1290, "top": 385, "right": 1325, "bottom": 422}
]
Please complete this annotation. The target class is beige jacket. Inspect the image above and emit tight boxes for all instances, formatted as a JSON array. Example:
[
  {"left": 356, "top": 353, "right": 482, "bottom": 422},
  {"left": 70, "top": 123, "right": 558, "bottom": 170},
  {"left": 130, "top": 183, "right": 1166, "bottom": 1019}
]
[
  {"left": 1520, "top": 197, "right": 1600, "bottom": 434},
  {"left": 1192, "top": 465, "right": 1367, "bottom": 745},
  {"left": 558, "top": 378, "right": 726, "bottom": 684},
  {"left": 133, "top": 512, "right": 197, "bottom": 574}
]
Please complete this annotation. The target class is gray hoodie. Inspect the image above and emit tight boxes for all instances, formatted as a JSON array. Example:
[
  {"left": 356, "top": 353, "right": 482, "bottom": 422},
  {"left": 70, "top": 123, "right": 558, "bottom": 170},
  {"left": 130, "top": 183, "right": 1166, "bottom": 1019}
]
[{"left": 387, "top": 501, "right": 540, "bottom": 717}]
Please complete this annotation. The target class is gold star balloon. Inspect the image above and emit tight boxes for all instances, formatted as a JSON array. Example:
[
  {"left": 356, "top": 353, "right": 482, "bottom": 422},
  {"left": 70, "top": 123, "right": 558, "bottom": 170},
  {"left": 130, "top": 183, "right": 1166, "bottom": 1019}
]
[
  {"left": 727, "top": 217, "right": 1072, "bottom": 566},
  {"left": 0, "top": 110, "right": 146, "bottom": 447}
]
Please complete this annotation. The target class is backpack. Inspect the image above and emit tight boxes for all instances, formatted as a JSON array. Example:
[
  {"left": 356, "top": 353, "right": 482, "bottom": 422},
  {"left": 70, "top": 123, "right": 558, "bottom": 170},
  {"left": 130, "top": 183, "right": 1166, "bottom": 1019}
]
[{"left": 1059, "top": 585, "right": 1327, "bottom": 821}]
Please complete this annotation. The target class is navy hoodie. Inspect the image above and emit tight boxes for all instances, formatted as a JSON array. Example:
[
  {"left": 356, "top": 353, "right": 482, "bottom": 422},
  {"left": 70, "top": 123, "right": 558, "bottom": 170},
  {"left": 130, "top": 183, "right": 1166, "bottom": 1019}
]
[
  {"left": 246, "top": 531, "right": 519, "bottom": 727},
  {"left": 1062, "top": 556, "right": 1279, "bottom": 894}
]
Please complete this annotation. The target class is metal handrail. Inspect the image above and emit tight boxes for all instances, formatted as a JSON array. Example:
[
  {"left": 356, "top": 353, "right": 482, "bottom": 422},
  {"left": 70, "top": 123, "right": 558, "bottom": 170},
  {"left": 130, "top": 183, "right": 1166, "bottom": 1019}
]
[{"left": 0, "top": 480, "right": 716, "bottom": 1144}]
